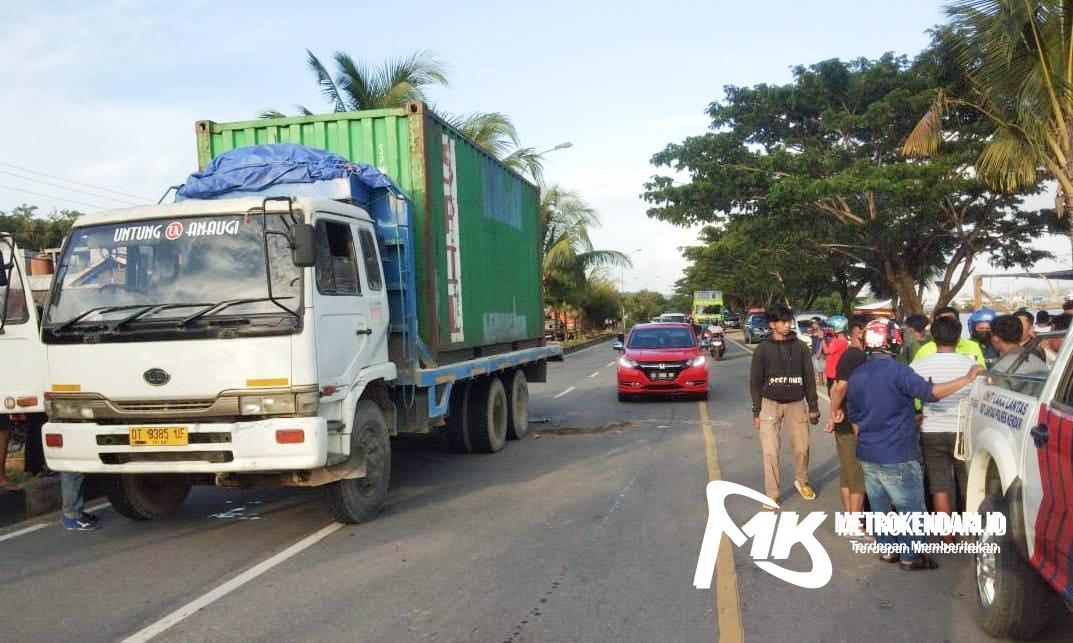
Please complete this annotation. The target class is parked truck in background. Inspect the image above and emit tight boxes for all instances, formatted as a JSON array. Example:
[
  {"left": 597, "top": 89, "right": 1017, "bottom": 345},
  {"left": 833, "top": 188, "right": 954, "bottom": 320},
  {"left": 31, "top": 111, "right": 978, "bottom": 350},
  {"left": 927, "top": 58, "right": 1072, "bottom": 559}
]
[
  {"left": 0, "top": 234, "right": 49, "bottom": 476},
  {"left": 40, "top": 103, "right": 560, "bottom": 524},
  {"left": 963, "top": 331, "right": 1072, "bottom": 639},
  {"left": 692, "top": 290, "right": 723, "bottom": 326}
]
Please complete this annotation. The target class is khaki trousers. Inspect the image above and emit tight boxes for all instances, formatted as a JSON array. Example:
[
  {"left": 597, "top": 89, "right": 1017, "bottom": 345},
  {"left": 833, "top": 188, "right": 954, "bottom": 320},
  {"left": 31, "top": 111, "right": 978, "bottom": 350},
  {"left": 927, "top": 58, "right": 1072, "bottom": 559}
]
[{"left": 758, "top": 398, "right": 810, "bottom": 499}]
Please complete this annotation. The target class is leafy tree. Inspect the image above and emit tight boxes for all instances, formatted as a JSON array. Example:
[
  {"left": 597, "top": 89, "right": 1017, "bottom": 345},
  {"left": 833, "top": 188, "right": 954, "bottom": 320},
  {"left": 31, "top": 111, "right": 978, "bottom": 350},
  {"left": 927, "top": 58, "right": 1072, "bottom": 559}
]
[
  {"left": 577, "top": 278, "right": 621, "bottom": 331},
  {"left": 0, "top": 204, "right": 81, "bottom": 250},
  {"left": 645, "top": 52, "right": 1047, "bottom": 315},
  {"left": 905, "top": 4, "right": 1073, "bottom": 252},
  {"left": 539, "top": 185, "right": 630, "bottom": 323},
  {"left": 622, "top": 290, "right": 667, "bottom": 327}
]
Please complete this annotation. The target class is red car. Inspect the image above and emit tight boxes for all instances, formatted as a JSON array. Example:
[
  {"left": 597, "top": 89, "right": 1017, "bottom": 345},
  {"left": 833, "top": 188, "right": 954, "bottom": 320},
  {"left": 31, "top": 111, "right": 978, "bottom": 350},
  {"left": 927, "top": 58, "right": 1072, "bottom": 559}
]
[{"left": 615, "top": 323, "right": 709, "bottom": 401}]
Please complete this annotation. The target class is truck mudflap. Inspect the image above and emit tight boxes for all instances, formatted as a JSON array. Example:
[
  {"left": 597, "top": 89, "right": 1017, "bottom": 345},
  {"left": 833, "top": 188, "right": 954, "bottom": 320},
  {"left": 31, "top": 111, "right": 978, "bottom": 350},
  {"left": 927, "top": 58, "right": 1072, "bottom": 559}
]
[
  {"left": 43, "top": 417, "right": 329, "bottom": 474},
  {"left": 1031, "top": 402, "right": 1073, "bottom": 603}
]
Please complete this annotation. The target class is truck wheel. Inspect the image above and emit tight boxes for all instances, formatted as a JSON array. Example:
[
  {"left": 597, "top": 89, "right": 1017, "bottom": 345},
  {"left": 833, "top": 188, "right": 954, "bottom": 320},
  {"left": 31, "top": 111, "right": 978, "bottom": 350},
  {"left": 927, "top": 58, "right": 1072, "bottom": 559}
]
[
  {"left": 975, "top": 494, "right": 1057, "bottom": 639},
  {"left": 503, "top": 370, "right": 530, "bottom": 441},
  {"left": 323, "top": 401, "right": 391, "bottom": 524},
  {"left": 467, "top": 377, "right": 508, "bottom": 453},
  {"left": 446, "top": 381, "right": 473, "bottom": 454},
  {"left": 107, "top": 474, "right": 191, "bottom": 520}
]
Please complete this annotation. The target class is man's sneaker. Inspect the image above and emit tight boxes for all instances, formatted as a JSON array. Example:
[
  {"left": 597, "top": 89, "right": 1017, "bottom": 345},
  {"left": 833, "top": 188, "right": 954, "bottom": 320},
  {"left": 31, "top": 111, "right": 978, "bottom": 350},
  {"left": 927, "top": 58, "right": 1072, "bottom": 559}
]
[
  {"left": 794, "top": 481, "right": 817, "bottom": 500},
  {"left": 80, "top": 511, "right": 99, "bottom": 525},
  {"left": 61, "top": 516, "right": 99, "bottom": 531}
]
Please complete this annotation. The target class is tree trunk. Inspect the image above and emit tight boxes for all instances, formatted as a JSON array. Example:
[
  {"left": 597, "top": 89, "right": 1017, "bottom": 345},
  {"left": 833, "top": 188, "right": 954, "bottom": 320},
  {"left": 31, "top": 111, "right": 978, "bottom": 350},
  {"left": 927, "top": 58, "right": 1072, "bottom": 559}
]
[{"left": 890, "top": 271, "right": 923, "bottom": 315}]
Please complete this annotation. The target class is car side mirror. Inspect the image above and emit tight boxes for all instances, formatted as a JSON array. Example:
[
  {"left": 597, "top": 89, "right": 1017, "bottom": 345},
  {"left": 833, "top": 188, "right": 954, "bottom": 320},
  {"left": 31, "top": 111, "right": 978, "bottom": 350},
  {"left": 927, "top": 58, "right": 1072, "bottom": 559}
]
[
  {"left": 612, "top": 341, "right": 624, "bottom": 351},
  {"left": 291, "top": 223, "right": 316, "bottom": 267}
]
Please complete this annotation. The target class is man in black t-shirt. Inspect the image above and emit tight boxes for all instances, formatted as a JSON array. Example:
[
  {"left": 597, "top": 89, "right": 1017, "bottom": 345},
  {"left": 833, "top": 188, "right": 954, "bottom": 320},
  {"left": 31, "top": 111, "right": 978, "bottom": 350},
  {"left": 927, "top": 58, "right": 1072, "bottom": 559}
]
[{"left": 825, "top": 314, "right": 869, "bottom": 520}]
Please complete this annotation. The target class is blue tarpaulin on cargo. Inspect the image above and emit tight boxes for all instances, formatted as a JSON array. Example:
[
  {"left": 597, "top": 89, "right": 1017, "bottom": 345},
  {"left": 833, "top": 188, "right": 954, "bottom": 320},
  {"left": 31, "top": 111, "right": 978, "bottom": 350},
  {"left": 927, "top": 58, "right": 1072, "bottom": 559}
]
[{"left": 177, "top": 143, "right": 399, "bottom": 199}]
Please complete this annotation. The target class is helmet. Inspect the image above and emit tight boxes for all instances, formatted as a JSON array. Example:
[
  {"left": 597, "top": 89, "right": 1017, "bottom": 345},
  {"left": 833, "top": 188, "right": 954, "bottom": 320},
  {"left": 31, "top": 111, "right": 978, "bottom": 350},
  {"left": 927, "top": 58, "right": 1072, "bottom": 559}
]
[
  {"left": 969, "top": 308, "right": 996, "bottom": 330},
  {"left": 827, "top": 315, "right": 848, "bottom": 332},
  {"left": 863, "top": 318, "right": 903, "bottom": 352}
]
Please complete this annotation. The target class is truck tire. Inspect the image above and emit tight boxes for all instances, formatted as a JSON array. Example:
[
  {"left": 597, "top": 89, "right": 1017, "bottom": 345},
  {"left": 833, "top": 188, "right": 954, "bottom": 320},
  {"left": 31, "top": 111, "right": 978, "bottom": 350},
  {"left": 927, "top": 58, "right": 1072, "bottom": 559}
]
[
  {"left": 467, "top": 376, "right": 508, "bottom": 453},
  {"left": 107, "top": 474, "right": 191, "bottom": 520},
  {"left": 323, "top": 401, "right": 391, "bottom": 524},
  {"left": 446, "top": 381, "right": 473, "bottom": 454},
  {"left": 975, "top": 494, "right": 1057, "bottom": 640},
  {"left": 503, "top": 369, "right": 530, "bottom": 441}
]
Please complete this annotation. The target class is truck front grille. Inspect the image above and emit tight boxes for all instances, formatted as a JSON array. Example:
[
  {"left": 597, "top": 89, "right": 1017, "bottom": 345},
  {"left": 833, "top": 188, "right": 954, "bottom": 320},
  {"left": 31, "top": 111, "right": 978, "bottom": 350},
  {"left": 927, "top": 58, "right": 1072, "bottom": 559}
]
[
  {"left": 99, "top": 451, "right": 234, "bottom": 464},
  {"left": 111, "top": 399, "right": 216, "bottom": 413}
]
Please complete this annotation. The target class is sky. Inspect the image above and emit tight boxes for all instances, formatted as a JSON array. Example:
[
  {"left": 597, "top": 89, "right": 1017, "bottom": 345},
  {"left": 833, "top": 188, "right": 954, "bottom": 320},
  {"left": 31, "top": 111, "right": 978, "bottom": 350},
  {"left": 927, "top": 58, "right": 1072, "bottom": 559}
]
[{"left": 3, "top": 0, "right": 1068, "bottom": 297}]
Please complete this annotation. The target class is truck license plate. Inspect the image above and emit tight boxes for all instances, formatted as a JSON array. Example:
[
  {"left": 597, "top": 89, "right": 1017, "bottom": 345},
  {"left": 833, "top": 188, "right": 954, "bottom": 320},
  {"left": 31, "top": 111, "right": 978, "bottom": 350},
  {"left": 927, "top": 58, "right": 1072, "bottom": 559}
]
[{"left": 129, "top": 426, "right": 188, "bottom": 447}]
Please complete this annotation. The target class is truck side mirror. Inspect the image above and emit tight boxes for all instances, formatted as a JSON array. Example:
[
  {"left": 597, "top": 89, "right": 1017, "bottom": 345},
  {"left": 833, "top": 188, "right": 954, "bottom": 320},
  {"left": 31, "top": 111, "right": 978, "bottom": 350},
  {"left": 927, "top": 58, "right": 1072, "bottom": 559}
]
[{"left": 291, "top": 223, "right": 316, "bottom": 267}]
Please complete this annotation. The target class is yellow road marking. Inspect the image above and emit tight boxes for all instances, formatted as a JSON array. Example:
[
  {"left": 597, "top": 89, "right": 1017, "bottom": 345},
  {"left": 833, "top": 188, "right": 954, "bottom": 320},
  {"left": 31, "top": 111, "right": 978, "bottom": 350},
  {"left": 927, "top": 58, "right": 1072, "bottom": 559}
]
[{"left": 698, "top": 401, "right": 744, "bottom": 643}]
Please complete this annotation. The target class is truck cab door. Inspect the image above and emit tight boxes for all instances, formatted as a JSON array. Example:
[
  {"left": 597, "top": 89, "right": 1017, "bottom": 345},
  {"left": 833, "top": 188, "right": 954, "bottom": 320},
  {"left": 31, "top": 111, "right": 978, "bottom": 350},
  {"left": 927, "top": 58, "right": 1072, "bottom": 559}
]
[
  {"left": 0, "top": 237, "right": 47, "bottom": 414},
  {"left": 1029, "top": 348, "right": 1073, "bottom": 602},
  {"left": 352, "top": 222, "right": 388, "bottom": 368},
  {"left": 311, "top": 217, "right": 369, "bottom": 393}
]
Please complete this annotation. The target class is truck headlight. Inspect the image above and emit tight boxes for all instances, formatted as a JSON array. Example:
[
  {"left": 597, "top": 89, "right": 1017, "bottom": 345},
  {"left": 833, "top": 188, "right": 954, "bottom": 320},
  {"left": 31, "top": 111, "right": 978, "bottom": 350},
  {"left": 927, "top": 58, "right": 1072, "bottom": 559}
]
[
  {"left": 240, "top": 394, "right": 297, "bottom": 416},
  {"left": 50, "top": 399, "right": 95, "bottom": 419}
]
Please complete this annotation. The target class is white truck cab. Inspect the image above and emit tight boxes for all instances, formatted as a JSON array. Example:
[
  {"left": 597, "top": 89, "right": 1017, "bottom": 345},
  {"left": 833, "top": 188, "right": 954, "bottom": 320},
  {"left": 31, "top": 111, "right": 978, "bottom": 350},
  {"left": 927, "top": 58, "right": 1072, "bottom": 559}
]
[
  {"left": 964, "top": 331, "right": 1073, "bottom": 639},
  {"left": 0, "top": 234, "right": 48, "bottom": 468},
  {"left": 41, "top": 197, "right": 398, "bottom": 521}
]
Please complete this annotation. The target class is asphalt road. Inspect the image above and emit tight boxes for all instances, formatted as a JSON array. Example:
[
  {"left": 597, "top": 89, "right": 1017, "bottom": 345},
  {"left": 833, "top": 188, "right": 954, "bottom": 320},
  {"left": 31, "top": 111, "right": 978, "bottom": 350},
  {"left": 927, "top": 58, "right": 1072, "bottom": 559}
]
[{"left": 0, "top": 336, "right": 1070, "bottom": 642}]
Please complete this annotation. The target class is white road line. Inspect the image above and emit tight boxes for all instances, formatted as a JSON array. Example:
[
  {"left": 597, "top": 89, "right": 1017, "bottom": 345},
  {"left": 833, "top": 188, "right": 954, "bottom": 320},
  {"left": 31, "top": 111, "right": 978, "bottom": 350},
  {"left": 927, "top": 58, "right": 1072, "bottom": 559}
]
[
  {"left": 588, "top": 371, "right": 600, "bottom": 378},
  {"left": 606, "top": 361, "right": 615, "bottom": 367},
  {"left": 0, "top": 522, "right": 49, "bottom": 543},
  {"left": 554, "top": 387, "right": 576, "bottom": 399},
  {"left": 122, "top": 522, "right": 344, "bottom": 642},
  {"left": 86, "top": 501, "right": 111, "bottom": 514},
  {"left": 0, "top": 501, "right": 111, "bottom": 544}
]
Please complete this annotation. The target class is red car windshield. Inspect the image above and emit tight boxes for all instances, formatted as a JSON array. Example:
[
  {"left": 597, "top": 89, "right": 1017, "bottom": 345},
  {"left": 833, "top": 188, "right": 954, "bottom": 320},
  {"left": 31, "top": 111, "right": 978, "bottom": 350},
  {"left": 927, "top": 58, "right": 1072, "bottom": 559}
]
[{"left": 628, "top": 327, "right": 696, "bottom": 349}]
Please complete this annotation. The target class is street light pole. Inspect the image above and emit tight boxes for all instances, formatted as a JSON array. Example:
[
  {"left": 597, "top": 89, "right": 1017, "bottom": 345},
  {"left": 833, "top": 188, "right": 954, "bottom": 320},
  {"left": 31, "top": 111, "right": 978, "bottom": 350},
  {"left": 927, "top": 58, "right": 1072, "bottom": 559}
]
[{"left": 536, "top": 142, "right": 573, "bottom": 155}]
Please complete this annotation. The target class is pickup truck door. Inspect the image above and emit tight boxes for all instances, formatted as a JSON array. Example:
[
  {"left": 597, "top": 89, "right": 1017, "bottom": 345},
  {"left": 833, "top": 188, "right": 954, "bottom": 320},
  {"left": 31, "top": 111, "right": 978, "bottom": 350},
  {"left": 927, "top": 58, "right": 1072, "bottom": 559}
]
[{"left": 1030, "top": 388, "right": 1073, "bottom": 602}]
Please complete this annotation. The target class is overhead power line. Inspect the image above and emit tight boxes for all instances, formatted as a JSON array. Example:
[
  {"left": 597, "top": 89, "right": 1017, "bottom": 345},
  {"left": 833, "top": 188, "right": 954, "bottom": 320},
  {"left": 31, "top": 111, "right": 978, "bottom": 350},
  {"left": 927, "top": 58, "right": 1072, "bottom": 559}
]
[
  {"left": 0, "top": 182, "right": 110, "bottom": 210},
  {"left": 0, "top": 161, "right": 154, "bottom": 202},
  {"left": 0, "top": 168, "right": 141, "bottom": 206}
]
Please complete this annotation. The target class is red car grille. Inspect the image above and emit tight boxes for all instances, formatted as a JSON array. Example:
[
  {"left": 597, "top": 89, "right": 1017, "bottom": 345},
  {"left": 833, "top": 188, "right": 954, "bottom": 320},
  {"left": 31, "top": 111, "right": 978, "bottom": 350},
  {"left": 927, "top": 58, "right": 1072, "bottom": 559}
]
[{"left": 637, "top": 360, "right": 690, "bottom": 381}]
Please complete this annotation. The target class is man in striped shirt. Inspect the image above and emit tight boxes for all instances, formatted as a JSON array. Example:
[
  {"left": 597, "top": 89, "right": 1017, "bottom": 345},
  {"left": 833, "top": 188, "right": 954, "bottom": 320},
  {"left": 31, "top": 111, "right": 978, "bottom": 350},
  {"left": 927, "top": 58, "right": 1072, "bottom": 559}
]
[{"left": 910, "top": 316, "right": 974, "bottom": 531}]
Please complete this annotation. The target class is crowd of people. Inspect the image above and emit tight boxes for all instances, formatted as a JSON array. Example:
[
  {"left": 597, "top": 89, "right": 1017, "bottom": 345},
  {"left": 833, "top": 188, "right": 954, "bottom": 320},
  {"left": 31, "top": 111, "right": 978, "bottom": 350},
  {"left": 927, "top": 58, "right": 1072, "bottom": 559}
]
[{"left": 749, "top": 302, "right": 1065, "bottom": 571}]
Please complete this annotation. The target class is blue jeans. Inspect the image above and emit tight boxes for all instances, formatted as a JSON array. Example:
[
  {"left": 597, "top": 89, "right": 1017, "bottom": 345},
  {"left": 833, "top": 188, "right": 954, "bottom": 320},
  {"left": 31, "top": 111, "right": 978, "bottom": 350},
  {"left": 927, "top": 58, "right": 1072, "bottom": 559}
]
[
  {"left": 61, "top": 472, "right": 86, "bottom": 519},
  {"left": 859, "top": 460, "right": 926, "bottom": 562}
]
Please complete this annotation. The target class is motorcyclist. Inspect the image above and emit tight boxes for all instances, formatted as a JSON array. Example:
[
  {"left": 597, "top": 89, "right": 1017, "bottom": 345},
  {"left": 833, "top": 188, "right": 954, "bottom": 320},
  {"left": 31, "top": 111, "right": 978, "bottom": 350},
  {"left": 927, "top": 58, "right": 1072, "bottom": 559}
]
[
  {"left": 707, "top": 322, "right": 725, "bottom": 358},
  {"left": 968, "top": 308, "right": 999, "bottom": 365}
]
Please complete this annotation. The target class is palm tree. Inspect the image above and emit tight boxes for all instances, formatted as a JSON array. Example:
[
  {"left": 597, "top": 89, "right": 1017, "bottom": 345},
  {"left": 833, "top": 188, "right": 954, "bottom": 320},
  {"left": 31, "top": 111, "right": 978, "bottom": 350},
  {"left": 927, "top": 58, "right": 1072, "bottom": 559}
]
[
  {"left": 903, "top": 1, "right": 1073, "bottom": 250},
  {"left": 539, "top": 186, "right": 631, "bottom": 326},
  {"left": 261, "top": 50, "right": 544, "bottom": 180}
]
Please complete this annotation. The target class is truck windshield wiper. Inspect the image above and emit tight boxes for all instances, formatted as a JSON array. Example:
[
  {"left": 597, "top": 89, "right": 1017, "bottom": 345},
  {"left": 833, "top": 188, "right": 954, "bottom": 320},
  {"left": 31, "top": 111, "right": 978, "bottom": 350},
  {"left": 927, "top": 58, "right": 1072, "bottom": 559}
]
[
  {"left": 51, "top": 304, "right": 159, "bottom": 333},
  {"left": 113, "top": 302, "right": 215, "bottom": 329},
  {"left": 178, "top": 296, "right": 296, "bottom": 327}
]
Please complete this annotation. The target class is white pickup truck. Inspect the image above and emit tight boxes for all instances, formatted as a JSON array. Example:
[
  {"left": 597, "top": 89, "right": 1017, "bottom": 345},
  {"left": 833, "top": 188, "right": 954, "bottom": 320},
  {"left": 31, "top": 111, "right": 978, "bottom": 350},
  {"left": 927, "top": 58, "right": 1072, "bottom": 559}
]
[{"left": 965, "top": 331, "right": 1073, "bottom": 639}]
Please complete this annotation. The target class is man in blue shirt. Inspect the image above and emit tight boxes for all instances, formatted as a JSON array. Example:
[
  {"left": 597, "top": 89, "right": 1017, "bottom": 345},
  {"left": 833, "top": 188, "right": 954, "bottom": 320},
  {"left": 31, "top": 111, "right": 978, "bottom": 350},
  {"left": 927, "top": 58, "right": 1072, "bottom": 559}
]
[{"left": 847, "top": 319, "right": 982, "bottom": 570}]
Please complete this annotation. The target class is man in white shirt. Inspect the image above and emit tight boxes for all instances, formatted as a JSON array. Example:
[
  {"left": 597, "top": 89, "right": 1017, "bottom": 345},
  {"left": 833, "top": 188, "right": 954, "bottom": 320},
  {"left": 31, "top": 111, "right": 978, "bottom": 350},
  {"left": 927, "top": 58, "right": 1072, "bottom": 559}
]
[{"left": 911, "top": 316, "right": 975, "bottom": 532}]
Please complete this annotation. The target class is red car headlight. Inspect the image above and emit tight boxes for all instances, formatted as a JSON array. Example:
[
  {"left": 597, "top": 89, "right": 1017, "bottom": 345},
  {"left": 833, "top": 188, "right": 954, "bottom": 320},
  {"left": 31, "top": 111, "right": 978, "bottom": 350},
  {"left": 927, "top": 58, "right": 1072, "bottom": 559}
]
[
  {"left": 690, "top": 355, "right": 707, "bottom": 367},
  {"left": 618, "top": 356, "right": 638, "bottom": 368}
]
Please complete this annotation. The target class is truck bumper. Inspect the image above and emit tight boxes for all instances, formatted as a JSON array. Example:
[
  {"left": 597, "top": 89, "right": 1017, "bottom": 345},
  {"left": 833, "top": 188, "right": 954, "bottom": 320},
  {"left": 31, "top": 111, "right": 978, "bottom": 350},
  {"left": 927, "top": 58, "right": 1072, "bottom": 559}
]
[{"left": 43, "top": 417, "right": 329, "bottom": 474}]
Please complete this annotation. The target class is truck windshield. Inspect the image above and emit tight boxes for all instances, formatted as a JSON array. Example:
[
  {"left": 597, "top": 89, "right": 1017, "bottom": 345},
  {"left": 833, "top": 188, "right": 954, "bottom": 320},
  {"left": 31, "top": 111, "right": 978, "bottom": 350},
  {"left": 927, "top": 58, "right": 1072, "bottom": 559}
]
[{"left": 44, "top": 213, "right": 300, "bottom": 329}]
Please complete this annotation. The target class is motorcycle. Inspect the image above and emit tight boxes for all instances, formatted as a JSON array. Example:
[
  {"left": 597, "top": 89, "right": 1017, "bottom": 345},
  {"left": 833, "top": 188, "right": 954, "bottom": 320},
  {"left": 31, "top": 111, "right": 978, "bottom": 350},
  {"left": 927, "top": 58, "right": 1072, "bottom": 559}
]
[{"left": 709, "top": 332, "right": 725, "bottom": 360}]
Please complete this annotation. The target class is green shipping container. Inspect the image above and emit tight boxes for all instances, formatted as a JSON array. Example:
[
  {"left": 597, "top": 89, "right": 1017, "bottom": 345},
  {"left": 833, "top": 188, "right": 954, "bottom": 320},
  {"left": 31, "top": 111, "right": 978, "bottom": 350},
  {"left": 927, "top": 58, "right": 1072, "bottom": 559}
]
[{"left": 195, "top": 102, "right": 543, "bottom": 362}]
